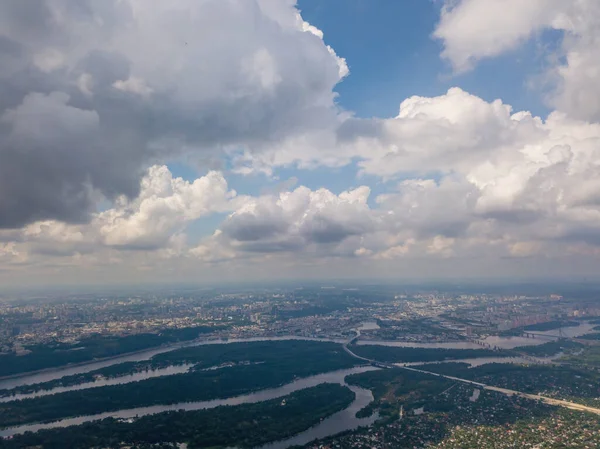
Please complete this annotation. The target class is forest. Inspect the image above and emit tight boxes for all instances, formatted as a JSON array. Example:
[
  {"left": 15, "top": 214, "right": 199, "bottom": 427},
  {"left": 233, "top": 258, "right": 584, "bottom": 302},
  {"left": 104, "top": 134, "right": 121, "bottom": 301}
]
[
  {"left": 0, "top": 383, "right": 354, "bottom": 449},
  {"left": 0, "top": 340, "right": 361, "bottom": 427},
  {"left": 0, "top": 326, "right": 218, "bottom": 377},
  {"left": 522, "top": 320, "right": 579, "bottom": 332},
  {"left": 1, "top": 339, "right": 360, "bottom": 398},
  {"left": 350, "top": 345, "right": 509, "bottom": 363},
  {"left": 514, "top": 340, "right": 583, "bottom": 357}
]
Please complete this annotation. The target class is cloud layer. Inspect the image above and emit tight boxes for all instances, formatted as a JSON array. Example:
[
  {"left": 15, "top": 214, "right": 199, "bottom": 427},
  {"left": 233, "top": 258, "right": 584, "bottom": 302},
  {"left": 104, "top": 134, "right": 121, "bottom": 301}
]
[
  {"left": 2, "top": 0, "right": 600, "bottom": 284},
  {"left": 0, "top": 0, "right": 346, "bottom": 228}
]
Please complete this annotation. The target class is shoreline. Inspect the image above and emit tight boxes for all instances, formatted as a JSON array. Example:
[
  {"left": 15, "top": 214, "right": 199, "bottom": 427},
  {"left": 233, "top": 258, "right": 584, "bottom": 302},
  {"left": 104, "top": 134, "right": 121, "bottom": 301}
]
[{"left": 0, "top": 339, "right": 198, "bottom": 383}]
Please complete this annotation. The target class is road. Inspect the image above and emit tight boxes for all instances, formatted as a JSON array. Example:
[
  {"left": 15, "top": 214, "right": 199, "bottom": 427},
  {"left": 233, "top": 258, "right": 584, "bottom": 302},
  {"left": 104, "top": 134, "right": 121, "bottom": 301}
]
[
  {"left": 400, "top": 365, "right": 600, "bottom": 416},
  {"left": 343, "top": 338, "right": 600, "bottom": 416}
]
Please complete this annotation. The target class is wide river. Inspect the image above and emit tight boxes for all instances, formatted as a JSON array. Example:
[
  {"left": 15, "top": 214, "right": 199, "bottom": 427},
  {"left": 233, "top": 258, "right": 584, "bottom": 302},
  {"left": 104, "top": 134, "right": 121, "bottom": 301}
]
[
  {"left": 358, "top": 320, "right": 599, "bottom": 350},
  {"left": 0, "top": 364, "right": 195, "bottom": 402},
  {"left": 0, "top": 336, "right": 345, "bottom": 390},
  {"left": 3, "top": 321, "right": 597, "bottom": 391},
  {"left": 0, "top": 366, "right": 379, "bottom": 443},
  {"left": 1, "top": 321, "right": 597, "bottom": 446}
]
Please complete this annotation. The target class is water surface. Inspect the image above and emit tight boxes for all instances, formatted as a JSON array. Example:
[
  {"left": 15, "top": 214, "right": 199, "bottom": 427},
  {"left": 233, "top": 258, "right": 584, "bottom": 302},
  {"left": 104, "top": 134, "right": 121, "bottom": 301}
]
[
  {"left": 0, "top": 366, "right": 378, "bottom": 439},
  {"left": 0, "top": 364, "right": 194, "bottom": 402},
  {"left": 0, "top": 336, "right": 345, "bottom": 390}
]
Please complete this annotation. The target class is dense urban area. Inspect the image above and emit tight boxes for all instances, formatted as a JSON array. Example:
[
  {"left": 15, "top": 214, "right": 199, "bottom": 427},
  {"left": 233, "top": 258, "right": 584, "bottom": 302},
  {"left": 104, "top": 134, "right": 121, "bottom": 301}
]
[{"left": 1, "top": 282, "right": 599, "bottom": 448}]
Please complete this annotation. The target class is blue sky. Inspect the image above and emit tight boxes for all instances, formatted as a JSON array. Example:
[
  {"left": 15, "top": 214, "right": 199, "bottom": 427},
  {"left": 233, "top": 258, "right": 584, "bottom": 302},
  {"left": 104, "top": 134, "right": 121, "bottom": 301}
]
[
  {"left": 171, "top": 0, "right": 552, "bottom": 188},
  {"left": 298, "top": 0, "right": 551, "bottom": 118},
  {"left": 174, "top": 0, "right": 556, "bottom": 242}
]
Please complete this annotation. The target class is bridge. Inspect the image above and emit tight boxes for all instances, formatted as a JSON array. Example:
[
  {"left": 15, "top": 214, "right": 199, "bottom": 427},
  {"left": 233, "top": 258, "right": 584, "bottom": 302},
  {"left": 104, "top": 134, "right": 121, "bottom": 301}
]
[{"left": 521, "top": 332, "right": 563, "bottom": 339}]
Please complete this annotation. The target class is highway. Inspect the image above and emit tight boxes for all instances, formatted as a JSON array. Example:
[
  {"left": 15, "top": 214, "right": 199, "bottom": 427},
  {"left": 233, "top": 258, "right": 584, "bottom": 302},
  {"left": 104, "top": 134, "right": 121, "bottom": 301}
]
[
  {"left": 400, "top": 365, "right": 600, "bottom": 416},
  {"left": 342, "top": 337, "right": 600, "bottom": 416}
]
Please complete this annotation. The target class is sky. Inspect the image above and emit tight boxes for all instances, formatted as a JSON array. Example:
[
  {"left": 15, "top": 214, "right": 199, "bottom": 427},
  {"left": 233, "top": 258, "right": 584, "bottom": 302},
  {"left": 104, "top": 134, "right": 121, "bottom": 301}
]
[{"left": 2, "top": 0, "right": 600, "bottom": 286}]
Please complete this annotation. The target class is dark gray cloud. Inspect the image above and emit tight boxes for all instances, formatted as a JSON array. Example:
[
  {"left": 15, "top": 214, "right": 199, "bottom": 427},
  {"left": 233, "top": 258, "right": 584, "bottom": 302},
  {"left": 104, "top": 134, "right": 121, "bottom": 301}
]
[
  {"left": 300, "top": 214, "right": 371, "bottom": 244},
  {"left": 0, "top": 91, "right": 144, "bottom": 227},
  {"left": 216, "top": 186, "right": 374, "bottom": 254},
  {"left": 0, "top": 0, "right": 346, "bottom": 228},
  {"left": 222, "top": 216, "right": 289, "bottom": 242}
]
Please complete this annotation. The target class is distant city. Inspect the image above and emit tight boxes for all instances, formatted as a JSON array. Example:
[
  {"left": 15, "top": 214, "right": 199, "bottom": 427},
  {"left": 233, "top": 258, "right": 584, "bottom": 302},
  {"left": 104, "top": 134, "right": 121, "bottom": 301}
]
[
  {"left": 0, "top": 283, "right": 599, "bottom": 448},
  {"left": 2, "top": 283, "right": 600, "bottom": 353}
]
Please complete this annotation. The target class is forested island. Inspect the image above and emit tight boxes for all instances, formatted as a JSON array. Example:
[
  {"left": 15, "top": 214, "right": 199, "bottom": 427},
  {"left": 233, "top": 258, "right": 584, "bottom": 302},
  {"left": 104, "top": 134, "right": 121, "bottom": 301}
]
[
  {"left": 0, "top": 326, "right": 219, "bottom": 378},
  {"left": 346, "top": 368, "right": 452, "bottom": 421},
  {"left": 350, "top": 345, "right": 510, "bottom": 364},
  {"left": 514, "top": 340, "right": 584, "bottom": 357},
  {"left": 522, "top": 320, "right": 579, "bottom": 332},
  {"left": 0, "top": 383, "right": 354, "bottom": 449},
  {"left": 561, "top": 345, "right": 600, "bottom": 367},
  {"left": 0, "top": 340, "right": 361, "bottom": 427}
]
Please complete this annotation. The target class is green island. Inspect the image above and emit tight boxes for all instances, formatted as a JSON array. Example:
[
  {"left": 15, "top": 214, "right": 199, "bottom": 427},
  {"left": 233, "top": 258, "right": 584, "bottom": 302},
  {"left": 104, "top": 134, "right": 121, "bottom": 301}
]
[
  {"left": 350, "top": 345, "right": 511, "bottom": 363},
  {"left": 0, "top": 340, "right": 361, "bottom": 427},
  {"left": 0, "top": 326, "right": 219, "bottom": 378},
  {"left": 346, "top": 368, "right": 453, "bottom": 422},
  {"left": 561, "top": 344, "right": 600, "bottom": 367},
  {"left": 521, "top": 320, "right": 580, "bottom": 332},
  {"left": 578, "top": 332, "right": 600, "bottom": 340},
  {"left": 514, "top": 339, "right": 584, "bottom": 357},
  {"left": 0, "top": 383, "right": 354, "bottom": 449},
  {"left": 0, "top": 362, "right": 152, "bottom": 398}
]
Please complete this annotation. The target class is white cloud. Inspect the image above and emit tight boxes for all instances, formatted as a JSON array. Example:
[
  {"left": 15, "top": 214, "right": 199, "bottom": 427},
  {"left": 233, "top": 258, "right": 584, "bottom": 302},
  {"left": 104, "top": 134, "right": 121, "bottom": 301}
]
[
  {"left": 32, "top": 48, "right": 65, "bottom": 73},
  {"left": 192, "top": 185, "right": 376, "bottom": 260},
  {"left": 112, "top": 76, "right": 153, "bottom": 98},
  {"left": 0, "top": 0, "right": 346, "bottom": 228},
  {"left": 433, "top": 0, "right": 564, "bottom": 72},
  {"left": 4, "top": 0, "right": 600, "bottom": 283},
  {"left": 98, "top": 165, "right": 237, "bottom": 249},
  {"left": 15, "top": 165, "right": 239, "bottom": 258},
  {"left": 433, "top": 0, "right": 600, "bottom": 121}
]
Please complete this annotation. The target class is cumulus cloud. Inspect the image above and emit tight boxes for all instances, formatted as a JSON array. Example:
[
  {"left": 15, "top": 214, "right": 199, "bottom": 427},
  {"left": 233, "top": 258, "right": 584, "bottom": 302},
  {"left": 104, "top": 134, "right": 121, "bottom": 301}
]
[
  {"left": 3, "top": 0, "right": 600, "bottom": 283},
  {"left": 216, "top": 185, "right": 375, "bottom": 253},
  {"left": 17, "top": 165, "right": 239, "bottom": 258},
  {"left": 0, "top": 0, "right": 347, "bottom": 228},
  {"left": 215, "top": 85, "right": 600, "bottom": 261},
  {"left": 12, "top": 85, "right": 598, "bottom": 270},
  {"left": 433, "top": 0, "right": 565, "bottom": 72},
  {"left": 98, "top": 166, "right": 237, "bottom": 250},
  {"left": 433, "top": 0, "right": 600, "bottom": 121}
]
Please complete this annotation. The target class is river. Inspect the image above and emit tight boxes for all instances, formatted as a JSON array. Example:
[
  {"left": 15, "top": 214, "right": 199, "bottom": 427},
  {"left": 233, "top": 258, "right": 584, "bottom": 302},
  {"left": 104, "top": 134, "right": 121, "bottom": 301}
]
[
  {"left": 4, "top": 323, "right": 595, "bottom": 393},
  {"left": 0, "top": 336, "right": 345, "bottom": 390},
  {"left": 0, "top": 366, "right": 379, "bottom": 440},
  {"left": 6, "top": 321, "right": 598, "bottom": 391},
  {"left": 1, "top": 322, "right": 597, "bottom": 445},
  {"left": 399, "top": 354, "right": 561, "bottom": 368},
  {"left": 0, "top": 364, "right": 195, "bottom": 402},
  {"left": 257, "top": 383, "right": 378, "bottom": 449},
  {"left": 358, "top": 320, "right": 600, "bottom": 350}
]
